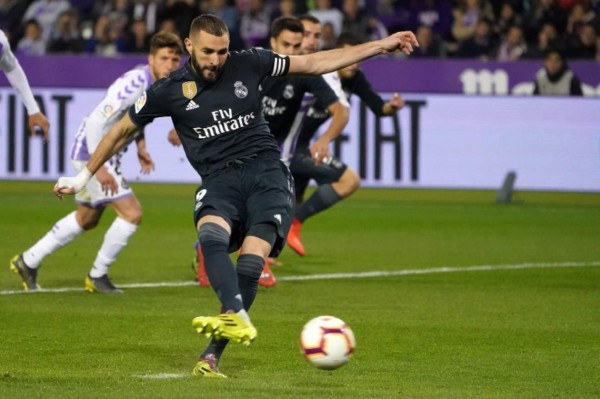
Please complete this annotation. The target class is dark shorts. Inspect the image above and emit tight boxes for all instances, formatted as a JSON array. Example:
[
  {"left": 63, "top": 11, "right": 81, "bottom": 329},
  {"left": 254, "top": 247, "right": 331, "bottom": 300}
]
[
  {"left": 193, "top": 152, "right": 295, "bottom": 257},
  {"left": 289, "top": 147, "right": 348, "bottom": 199}
]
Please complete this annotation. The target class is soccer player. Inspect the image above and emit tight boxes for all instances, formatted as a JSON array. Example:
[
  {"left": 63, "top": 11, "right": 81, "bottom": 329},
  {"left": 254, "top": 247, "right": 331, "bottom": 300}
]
[
  {"left": 194, "top": 16, "right": 349, "bottom": 288},
  {"left": 0, "top": 29, "right": 49, "bottom": 140},
  {"left": 53, "top": 14, "right": 418, "bottom": 377},
  {"left": 10, "top": 32, "right": 183, "bottom": 293},
  {"left": 285, "top": 17, "right": 405, "bottom": 257},
  {"left": 260, "top": 16, "right": 349, "bottom": 285}
]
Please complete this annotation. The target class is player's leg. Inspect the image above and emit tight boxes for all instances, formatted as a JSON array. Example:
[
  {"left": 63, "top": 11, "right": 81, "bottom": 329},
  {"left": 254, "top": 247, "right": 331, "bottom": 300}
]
[
  {"left": 82, "top": 195, "right": 142, "bottom": 294},
  {"left": 191, "top": 174, "right": 257, "bottom": 351},
  {"left": 10, "top": 203, "right": 103, "bottom": 291},
  {"left": 287, "top": 171, "right": 310, "bottom": 256}
]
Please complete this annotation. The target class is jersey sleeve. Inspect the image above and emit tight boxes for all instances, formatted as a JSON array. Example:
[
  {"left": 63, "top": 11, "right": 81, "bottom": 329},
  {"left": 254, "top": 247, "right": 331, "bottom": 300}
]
[
  {"left": 350, "top": 71, "right": 386, "bottom": 116},
  {"left": 322, "top": 71, "right": 350, "bottom": 108},
  {"left": 306, "top": 76, "right": 339, "bottom": 110},
  {"left": 85, "top": 68, "right": 149, "bottom": 153},
  {"left": 0, "top": 30, "right": 17, "bottom": 72},
  {"left": 252, "top": 48, "right": 290, "bottom": 79},
  {"left": 128, "top": 81, "right": 170, "bottom": 127},
  {"left": 1, "top": 30, "right": 40, "bottom": 115}
]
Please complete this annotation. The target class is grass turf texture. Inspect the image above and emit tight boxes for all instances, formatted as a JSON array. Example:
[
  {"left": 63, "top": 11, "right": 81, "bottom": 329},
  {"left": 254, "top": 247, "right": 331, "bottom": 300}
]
[{"left": 0, "top": 181, "right": 599, "bottom": 398}]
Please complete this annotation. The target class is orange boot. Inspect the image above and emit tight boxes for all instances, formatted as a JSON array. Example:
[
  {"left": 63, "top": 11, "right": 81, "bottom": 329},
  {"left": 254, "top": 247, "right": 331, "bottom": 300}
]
[
  {"left": 258, "top": 258, "right": 277, "bottom": 287},
  {"left": 286, "top": 218, "right": 305, "bottom": 256},
  {"left": 196, "top": 243, "right": 211, "bottom": 288}
]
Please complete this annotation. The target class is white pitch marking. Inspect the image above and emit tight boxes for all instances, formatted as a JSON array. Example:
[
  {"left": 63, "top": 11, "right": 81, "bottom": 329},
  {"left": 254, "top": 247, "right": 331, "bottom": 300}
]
[
  {"left": 1, "top": 260, "right": 599, "bottom": 296},
  {"left": 132, "top": 373, "right": 188, "bottom": 380}
]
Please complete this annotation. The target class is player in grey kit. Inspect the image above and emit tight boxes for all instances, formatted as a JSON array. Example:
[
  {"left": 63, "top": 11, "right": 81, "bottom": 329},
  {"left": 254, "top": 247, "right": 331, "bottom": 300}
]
[
  {"left": 286, "top": 19, "right": 405, "bottom": 257},
  {"left": 54, "top": 14, "right": 419, "bottom": 377}
]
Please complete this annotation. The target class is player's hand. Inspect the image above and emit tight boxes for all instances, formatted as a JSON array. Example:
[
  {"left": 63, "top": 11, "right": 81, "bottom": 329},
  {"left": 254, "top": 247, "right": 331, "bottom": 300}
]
[
  {"left": 389, "top": 93, "right": 404, "bottom": 109},
  {"left": 167, "top": 128, "right": 182, "bottom": 147},
  {"left": 96, "top": 167, "right": 118, "bottom": 196},
  {"left": 310, "top": 139, "right": 331, "bottom": 166},
  {"left": 28, "top": 112, "right": 50, "bottom": 142},
  {"left": 380, "top": 31, "right": 419, "bottom": 55},
  {"left": 53, "top": 168, "right": 92, "bottom": 200},
  {"left": 138, "top": 148, "right": 155, "bottom": 175}
]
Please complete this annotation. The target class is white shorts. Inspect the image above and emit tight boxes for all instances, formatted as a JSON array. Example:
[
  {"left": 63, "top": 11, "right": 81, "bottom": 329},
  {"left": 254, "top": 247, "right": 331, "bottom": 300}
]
[{"left": 72, "top": 159, "right": 133, "bottom": 207}]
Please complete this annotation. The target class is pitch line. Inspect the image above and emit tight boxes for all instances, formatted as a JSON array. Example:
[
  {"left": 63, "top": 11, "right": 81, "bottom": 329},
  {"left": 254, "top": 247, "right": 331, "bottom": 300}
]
[
  {"left": 132, "top": 373, "right": 188, "bottom": 380},
  {"left": 1, "top": 260, "right": 599, "bottom": 296}
]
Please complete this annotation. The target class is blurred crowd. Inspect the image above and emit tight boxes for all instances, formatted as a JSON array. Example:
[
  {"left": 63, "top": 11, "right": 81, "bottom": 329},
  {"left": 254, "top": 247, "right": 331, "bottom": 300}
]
[{"left": 1, "top": 0, "right": 599, "bottom": 61}]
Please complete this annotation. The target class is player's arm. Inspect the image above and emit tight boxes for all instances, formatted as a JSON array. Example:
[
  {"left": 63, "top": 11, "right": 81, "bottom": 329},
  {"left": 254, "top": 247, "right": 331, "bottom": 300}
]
[
  {"left": 288, "top": 32, "right": 418, "bottom": 76},
  {"left": 135, "top": 130, "right": 155, "bottom": 174},
  {"left": 311, "top": 101, "right": 348, "bottom": 164},
  {"left": 53, "top": 113, "right": 139, "bottom": 198},
  {"left": 0, "top": 31, "right": 50, "bottom": 140}
]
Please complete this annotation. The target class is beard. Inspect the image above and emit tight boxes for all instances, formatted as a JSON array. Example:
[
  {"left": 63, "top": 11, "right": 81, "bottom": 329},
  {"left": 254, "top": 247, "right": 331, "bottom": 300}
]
[{"left": 191, "top": 55, "right": 223, "bottom": 84}]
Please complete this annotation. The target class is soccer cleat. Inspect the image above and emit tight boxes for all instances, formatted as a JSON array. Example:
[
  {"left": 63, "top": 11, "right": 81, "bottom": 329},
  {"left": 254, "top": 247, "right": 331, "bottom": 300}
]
[
  {"left": 195, "top": 242, "right": 210, "bottom": 288},
  {"left": 84, "top": 274, "right": 123, "bottom": 294},
  {"left": 192, "top": 315, "right": 223, "bottom": 339},
  {"left": 287, "top": 218, "right": 306, "bottom": 256},
  {"left": 9, "top": 254, "right": 40, "bottom": 291},
  {"left": 258, "top": 259, "right": 277, "bottom": 287},
  {"left": 192, "top": 312, "right": 257, "bottom": 346},
  {"left": 192, "top": 354, "right": 227, "bottom": 378}
]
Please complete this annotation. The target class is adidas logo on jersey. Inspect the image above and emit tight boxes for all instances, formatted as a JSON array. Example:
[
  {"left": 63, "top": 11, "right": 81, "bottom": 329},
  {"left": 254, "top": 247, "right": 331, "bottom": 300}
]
[{"left": 186, "top": 100, "right": 199, "bottom": 111}]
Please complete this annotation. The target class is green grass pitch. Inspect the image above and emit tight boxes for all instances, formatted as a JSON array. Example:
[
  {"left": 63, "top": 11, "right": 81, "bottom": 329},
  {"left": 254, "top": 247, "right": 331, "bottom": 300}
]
[{"left": 1, "top": 181, "right": 599, "bottom": 398}]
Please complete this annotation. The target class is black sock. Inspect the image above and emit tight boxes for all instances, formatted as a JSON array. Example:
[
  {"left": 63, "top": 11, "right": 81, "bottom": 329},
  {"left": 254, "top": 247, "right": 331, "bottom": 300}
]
[
  {"left": 197, "top": 223, "right": 243, "bottom": 313},
  {"left": 295, "top": 184, "right": 342, "bottom": 222},
  {"left": 201, "top": 254, "right": 265, "bottom": 360}
]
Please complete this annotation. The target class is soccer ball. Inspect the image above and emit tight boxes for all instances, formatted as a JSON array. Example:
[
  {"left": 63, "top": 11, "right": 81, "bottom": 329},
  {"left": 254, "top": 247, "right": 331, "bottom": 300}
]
[{"left": 299, "top": 316, "right": 356, "bottom": 370}]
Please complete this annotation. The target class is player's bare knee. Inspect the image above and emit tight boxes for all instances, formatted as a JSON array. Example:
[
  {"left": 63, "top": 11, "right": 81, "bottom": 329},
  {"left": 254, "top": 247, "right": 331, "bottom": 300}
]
[{"left": 335, "top": 169, "right": 361, "bottom": 197}]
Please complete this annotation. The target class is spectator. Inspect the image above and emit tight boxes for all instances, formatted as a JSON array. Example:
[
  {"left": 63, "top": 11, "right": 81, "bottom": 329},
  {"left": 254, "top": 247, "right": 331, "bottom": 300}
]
[
  {"left": 23, "top": 0, "right": 71, "bottom": 44},
  {"left": 84, "top": 15, "right": 126, "bottom": 56},
  {"left": 523, "top": 0, "right": 567, "bottom": 44},
  {"left": 412, "top": 24, "right": 445, "bottom": 58},
  {"left": 310, "top": 0, "right": 344, "bottom": 37},
  {"left": 341, "top": 0, "right": 388, "bottom": 42},
  {"left": 158, "top": 18, "right": 177, "bottom": 35},
  {"left": 402, "top": 0, "right": 454, "bottom": 41},
  {"left": 320, "top": 21, "right": 336, "bottom": 50},
  {"left": 566, "top": 3, "right": 596, "bottom": 34},
  {"left": 533, "top": 50, "right": 583, "bottom": 95},
  {"left": 270, "top": 0, "right": 296, "bottom": 21},
  {"left": 240, "top": 0, "right": 271, "bottom": 48},
  {"left": 130, "top": 0, "right": 162, "bottom": 34},
  {"left": 201, "top": 0, "right": 243, "bottom": 50},
  {"left": 568, "top": 22, "right": 598, "bottom": 58},
  {"left": 123, "top": 18, "right": 151, "bottom": 53},
  {"left": 160, "top": 0, "right": 196, "bottom": 40},
  {"left": 452, "top": 0, "right": 495, "bottom": 42},
  {"left": 524, "top": 22, "right": 564, "bottom": 57},
  {"left": 494, "top": 2, "right": 523, "bottom": 37},
  {"left": 0, "top": 0, "right": 29, "bottom": 46},
  {"left": 373, "top": 0, "right": 405, "bottom": 33},
  {"left": 497, "top": 25, "right": 527, "bottom": 60},
  {"left": 455, "top": 18, "right": 496, "bottom": 59},
  {"left": 17, "top": 19, "right": 46, "bottom": 56},
  {"left": 47, "top": 9, "right": 84, "bottom": 53}
]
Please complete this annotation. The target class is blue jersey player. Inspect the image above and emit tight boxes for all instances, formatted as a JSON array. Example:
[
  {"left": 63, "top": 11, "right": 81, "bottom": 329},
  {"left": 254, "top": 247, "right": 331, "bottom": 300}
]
[{"left": 54, "top": 14, "right": 419, "bottom": 377}]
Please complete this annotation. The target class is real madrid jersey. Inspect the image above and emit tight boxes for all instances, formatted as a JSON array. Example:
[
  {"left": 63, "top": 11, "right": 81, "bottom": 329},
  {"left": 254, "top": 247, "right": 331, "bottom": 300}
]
[
  {"left": 71, "top": 65, "right": 153, "bottom": 161},
  {"left": 260, "top": 75, "right": 338, "bottom": 163},
  {"left": 128, "top": 48, "right": 290, "bottom": 178}
]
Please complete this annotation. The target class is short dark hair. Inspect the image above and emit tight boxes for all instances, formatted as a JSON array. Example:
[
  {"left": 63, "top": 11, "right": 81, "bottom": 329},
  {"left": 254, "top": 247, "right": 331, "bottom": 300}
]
[
  {"left": 336, "top": 32, "right": 361, "bottom": 47},
  {"left": 271, "top": 16, "right": 304, "bottom": 39},
  {"left": 298, "top": 14, "right": 320, "bottom": 25},
  {"left": 150, "top": 31, "right": 183, "bottom": 55},
  {"left": 189, "top": 14, "right": 229, "bottom": 37}
]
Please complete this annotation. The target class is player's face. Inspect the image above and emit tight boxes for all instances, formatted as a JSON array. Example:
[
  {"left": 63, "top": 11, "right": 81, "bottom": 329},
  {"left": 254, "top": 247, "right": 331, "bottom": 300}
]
[
  {"left": 148, "top": 47, "right": 182, "bottom": 80},
  {"left": 270, "top": 30, "right": 303, "bottom": 56},
  {"left": 337, "top": 44, "right": 360, "bottom": 79},
  {"left": 186, "top": 31, "right": 230, "bottom": 83},
  {"left": 301, "top": 20, "right": 322, "bottom": 54}
]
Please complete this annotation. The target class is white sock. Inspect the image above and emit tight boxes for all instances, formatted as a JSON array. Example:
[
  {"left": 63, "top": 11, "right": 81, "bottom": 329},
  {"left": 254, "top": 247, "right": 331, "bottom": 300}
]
[
  {"left": 23, "top": 211, "right": 85, "bottom": 269},
  {"left": 89, "top": 217, "right": 138, "bottom": 278}
]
